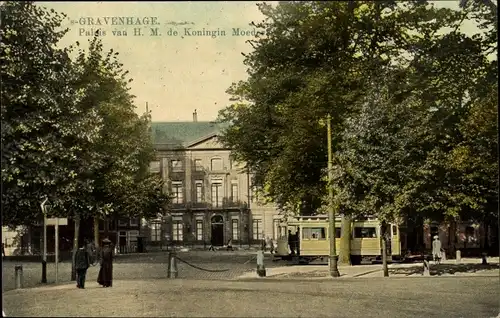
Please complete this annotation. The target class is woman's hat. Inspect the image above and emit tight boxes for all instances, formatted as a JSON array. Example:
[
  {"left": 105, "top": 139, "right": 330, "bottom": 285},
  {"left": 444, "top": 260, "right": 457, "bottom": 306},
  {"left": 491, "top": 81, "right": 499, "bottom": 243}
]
[
  {"left": 433, "top": 235, "right": 438, "bottom": 239},
  {"left": 102, "top": 238, "right": 112, "bottom": 244}
]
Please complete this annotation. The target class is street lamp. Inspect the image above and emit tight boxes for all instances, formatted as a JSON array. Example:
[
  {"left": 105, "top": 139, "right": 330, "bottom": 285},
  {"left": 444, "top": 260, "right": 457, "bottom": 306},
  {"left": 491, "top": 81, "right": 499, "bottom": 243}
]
[
  {"left": 40, "top": 198, "right": 52, "bottom": 283},
  {"left": 327, "top": 114, "right": 340, "bottom": 277}
]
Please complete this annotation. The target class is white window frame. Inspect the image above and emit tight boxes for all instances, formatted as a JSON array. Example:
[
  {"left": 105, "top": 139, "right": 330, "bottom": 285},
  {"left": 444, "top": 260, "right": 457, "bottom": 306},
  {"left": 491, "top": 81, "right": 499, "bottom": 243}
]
[
  {"left": 231, "top": 183, "right": 239, "bottom": 202},
  {"left": 196, "top": 220, "right": 203, "bottom": 241},
  {"left": 130, "top": 218, "right": 139, "bottom": 227},
  {"left": 194, "top": 159, "right": 203, "bottom": 171},
  {"left": 171, "top": 159, "right": 183, "bottom": 172},
  {"left": 210, "top": 158, "right": 223, "bottom": 171},
  {"left": 232, "top": 219, "right": 239, "bottom": 240},
  {"left": 273, "top": 219, "right": 280, "bottom": 240},
  {"left": 211, "top": 182, "right": 223, "bottom": 207},
  {"left": 150, "top": 221, "right": 161, "bottom": 242},
  {"left": 173, "top": 220, "right": 183, "bottom": 241},
  {"left": 128, "top": 230, "right": 139, "bottom": 242},
  {"left": 118, "top": 219, "right": 128, "bottom": 227},
  {"left": 171, "top": 181, "right": 184, "bottom": 204},
  {"left": 195, "top": 180, "right": 203, "bottom": 203},
  {"left": 149, "top": 160, "right": 161, "bottom": 174},
  {"left": 252, "top": 219, "right": 262, "bottom": 240}
]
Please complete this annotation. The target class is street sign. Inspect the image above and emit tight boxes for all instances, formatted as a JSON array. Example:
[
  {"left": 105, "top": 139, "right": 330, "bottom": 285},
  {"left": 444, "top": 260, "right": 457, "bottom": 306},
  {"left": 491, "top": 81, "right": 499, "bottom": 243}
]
[{"left": 46, "top": 218, "right": 68, "bottom": 226}]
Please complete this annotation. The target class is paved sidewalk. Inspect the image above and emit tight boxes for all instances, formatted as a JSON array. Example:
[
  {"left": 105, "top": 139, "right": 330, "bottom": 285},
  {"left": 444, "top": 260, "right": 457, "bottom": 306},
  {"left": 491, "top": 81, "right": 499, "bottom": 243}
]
[
  {"left": 237, "top": 258, "right": 500, "bottom": 280},
  {"left": 3, "top": 277, "right": 498, "bottom": 317}
]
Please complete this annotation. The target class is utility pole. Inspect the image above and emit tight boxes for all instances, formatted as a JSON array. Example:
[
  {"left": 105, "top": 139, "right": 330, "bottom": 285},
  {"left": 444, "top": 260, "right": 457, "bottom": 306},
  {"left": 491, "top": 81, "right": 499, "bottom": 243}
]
[{"left": 327, "top": 114, "right": 340, "bottom": 277}]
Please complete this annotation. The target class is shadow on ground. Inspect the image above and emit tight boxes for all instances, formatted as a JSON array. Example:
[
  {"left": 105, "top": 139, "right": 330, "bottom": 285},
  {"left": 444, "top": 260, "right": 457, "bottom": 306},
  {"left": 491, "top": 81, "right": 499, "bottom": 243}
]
[{"left": 389, "top": 263, "right": 500, "bottom": 276}]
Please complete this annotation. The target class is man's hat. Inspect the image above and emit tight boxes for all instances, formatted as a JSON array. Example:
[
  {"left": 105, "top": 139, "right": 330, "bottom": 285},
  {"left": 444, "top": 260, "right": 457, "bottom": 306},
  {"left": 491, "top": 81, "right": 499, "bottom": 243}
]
[
  {"left": 102, "top": 238, "right": 112, "bottom": 244},
  {"left": 433, "top": 235, "right": 438, "bottom": 239}
]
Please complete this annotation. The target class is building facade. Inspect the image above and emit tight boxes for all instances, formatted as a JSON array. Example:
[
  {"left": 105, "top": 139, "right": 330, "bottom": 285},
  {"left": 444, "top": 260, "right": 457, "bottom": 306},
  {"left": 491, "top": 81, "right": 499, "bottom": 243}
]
[{"left": 143, "top": 113, "right": 282, "bottom": 249}]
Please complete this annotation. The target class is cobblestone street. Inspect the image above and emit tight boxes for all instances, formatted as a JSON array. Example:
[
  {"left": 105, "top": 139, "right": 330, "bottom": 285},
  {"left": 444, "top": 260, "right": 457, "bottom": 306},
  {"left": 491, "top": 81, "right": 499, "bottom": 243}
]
[
  {"left": 3, "top": 277, "right": 499, "bottom": 317},
  {"left": 2, "top": 251, "right": 277, "bottom": 291}
]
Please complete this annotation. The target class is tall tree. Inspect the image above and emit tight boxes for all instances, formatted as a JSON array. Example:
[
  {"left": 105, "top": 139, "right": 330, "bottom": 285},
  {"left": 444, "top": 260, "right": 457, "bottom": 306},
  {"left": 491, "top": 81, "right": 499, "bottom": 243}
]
[{"left": 1, "top": 1, "right": 102, "bottom": 226}]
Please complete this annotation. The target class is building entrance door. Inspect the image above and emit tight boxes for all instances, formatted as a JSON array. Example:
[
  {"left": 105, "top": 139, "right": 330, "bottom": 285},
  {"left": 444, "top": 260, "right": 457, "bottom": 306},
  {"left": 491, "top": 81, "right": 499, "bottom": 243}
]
[{"left": 211, "top": 215, "right": 224, "bottom": 246}]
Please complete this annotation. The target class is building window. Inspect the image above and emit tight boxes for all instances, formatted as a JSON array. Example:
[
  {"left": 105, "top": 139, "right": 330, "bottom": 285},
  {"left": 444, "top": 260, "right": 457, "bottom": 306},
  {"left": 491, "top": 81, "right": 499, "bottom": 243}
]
[
  {"left": 130, "top": 218, "right": 139, "bottom": 227},
  {"left": 150, "top": 222, "right": 161, "bottom": 242},
  {"left": 149, "top": 161, "right": 161, "bottom": 174},
  {"left": 210, "top": 158, "right": 223, "bottom": 171},
  {"left": 273, "top": 219, "right": 280, "bottom": 240},
  {"left": 171, "top": 181, "right": 183, "bottom": 204},
  {"left": 173, "top": 221, "right": 183, "bottom": 241},
  {"left": 354, "top": 227, "right": 377, "bottom": 238},
  {"left": 231, "top": 183, "right": 239, "bottom": 202},
  {"left": 194, "top": 159, "right": 203, "bottom": 171},
  {"left": 465, "top": 226, "right": 475, "bottom": 243},
  {"left": 211, "top": 182, "right": 223, "bottom": 207},
  {"left": 232, "top": 219, "right": 239, "bottom": 240},
  {"left": 118, "top": 219, "right": 128, "bottom": 227},
  {"left": 196, "top": 220, "right": 203, "bottom": 241},
  {"left": 195, "top": 181, "right": 203, "bottom": 203},
  {"left": 171, "top": 159, "right": 183, "bottom": 172},
  {"left": 99, "top": 220, "right": 105, "bottom": 231},
  {"left": 252, "top": 219, "right": 262, "bottom": 240},
  {"left": 128, "top": 230, "right": 139, "bottom": 243}
]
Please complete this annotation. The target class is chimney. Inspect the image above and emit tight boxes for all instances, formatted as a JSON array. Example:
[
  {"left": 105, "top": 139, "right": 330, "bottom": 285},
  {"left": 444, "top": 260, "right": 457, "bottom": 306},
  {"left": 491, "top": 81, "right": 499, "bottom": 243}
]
[{"left": 193, "top": 109, "right": 198, "bottom": 122}]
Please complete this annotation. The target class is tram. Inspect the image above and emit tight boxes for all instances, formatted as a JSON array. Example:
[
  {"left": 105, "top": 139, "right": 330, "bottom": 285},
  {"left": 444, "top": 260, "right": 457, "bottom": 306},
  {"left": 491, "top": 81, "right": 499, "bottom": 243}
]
[{"left": 274, "top": 215, "right": 402, "bottom": 265}]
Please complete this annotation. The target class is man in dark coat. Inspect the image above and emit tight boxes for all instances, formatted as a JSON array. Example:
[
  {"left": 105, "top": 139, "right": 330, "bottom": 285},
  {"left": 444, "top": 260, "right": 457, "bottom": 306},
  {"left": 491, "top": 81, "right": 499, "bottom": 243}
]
[
  {"left": 75, "top": 241, "right": 90, "bottom": 289},
  {"left": 97, "top": 238, "right": 114, "bottom": 287}
]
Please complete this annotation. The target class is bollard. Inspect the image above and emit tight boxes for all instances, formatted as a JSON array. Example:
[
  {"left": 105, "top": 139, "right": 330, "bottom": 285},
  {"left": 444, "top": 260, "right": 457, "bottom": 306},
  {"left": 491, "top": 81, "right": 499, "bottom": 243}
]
[
  {"left": 481, "top": 252, "right": 488, "bottom": 265},
  {"left": 456, "top": 250, "right": 461, "bottom": 264},
  {"left": 423, "top": 259, "right": 430, "bottom": 276},
  {"left": 167, "top": 252, "right": 178, "bottom": 279},
  {"left": 41, "top": 260, "right": 47, "bottom": 283},
  {"left": 15, "top": 265, "right": 23, "bottom": 289},
  {"left": 256, "top": 250, "right": 266, "bottom": 277}
]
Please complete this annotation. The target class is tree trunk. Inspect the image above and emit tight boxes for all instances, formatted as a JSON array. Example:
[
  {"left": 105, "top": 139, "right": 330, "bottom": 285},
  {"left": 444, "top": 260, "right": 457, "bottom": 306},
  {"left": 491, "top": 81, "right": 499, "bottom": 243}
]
[
  {"left": 93, "top": 216, "right": 100, "bottom": 248},
  {"left": 71, "top": 214, "right": 80, "bottom": 281},
  {"left": 339, "top": 215, "right": 352, "bottom": 265},
  {"left": 381, "top": 221, "right": 389, "bottom": 277}
]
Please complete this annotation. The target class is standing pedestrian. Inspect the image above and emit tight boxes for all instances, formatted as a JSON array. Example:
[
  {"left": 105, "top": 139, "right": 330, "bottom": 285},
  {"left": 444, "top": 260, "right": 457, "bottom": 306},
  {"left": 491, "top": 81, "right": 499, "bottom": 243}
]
[
  {"left": 288, "top": 230, "right": 295, "bottom": 255},
  {"left": 2, "top": 243, "right": 5, "bottom": 257},
  {"left": 74, "top": 241, "right": 90, "bottom": 289},
  {"left": 97, "top": 237, "right": 114, "bottom": 287},
  {"left": 226, "top": 238, "right": 234, "bottom": 251},
  {"left": 208, "top": 236, "right": 216, "bottom": 251}
]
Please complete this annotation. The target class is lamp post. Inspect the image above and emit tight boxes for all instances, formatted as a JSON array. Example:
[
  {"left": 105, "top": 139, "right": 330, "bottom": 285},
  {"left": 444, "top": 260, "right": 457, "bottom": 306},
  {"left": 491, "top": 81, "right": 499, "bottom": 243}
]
[
  {"left": 40, "top": 198, "right": 51, "bottom": 283},
  {"left": 327, "top": 114, "right": 340, "bottom": 277}
]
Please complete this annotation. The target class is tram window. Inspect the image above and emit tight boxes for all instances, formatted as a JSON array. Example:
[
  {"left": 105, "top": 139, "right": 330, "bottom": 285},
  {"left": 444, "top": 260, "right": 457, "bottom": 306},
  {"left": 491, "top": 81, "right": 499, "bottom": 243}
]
[
  {"left": 335, "top": 228, "right": 341, "bottom": 238},
  {"left": 302, "top": 227, "right": 326, "bottom": 240},
  {"left": 392, "top": 225, "right": 397, "bottom": 236},
  {"left": 354, "top": 227, "right": 377, "bottom": 238}
]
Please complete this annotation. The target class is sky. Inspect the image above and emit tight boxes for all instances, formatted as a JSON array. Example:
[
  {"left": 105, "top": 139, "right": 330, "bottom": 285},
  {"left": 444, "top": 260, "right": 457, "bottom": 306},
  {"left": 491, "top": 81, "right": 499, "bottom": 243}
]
[{"left": 37, "top": 1, "right": 487, "bottom": 122}]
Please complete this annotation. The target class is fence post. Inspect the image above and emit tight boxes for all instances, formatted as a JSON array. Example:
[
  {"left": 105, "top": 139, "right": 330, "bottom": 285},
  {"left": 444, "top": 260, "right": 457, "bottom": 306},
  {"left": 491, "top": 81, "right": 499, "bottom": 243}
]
[
  {"left": 15, "top": 265, "right": 23, "bottom": 289},
  {"left": 423, "top": 257, "right": 430, "bottom": 276},
  {"left": 481, "top": 252, "right": 488, "bottom": 265},
  {"left": 456, "top": 250, "right": 461, "bottom": 264},
  {"left": 168, "top": 251, "right": 178, "bottom": 279},
  {"left": 256, "top": 250, "right": 266, "bottom": 277}
]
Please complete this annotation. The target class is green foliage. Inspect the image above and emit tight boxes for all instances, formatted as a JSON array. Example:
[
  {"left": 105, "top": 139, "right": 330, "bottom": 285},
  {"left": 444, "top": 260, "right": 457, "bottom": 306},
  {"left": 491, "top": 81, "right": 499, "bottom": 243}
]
[
  {"left": 217, "top": 1, "right": 498, "bottom": 224},
  {"left": 1, "top": 2, "right": 169, "bottom": 226}
]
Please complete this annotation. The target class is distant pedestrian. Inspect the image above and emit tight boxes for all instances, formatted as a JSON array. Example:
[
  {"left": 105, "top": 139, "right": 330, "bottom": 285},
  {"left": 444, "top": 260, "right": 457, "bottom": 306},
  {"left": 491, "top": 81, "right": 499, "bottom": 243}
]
[
  {"left": 288, "top": 230, "right": 295, "bottom": 255},
  {"left": 208, "top": 237, "right": 216, "bottom": 251},
  {"left": 97, "top": 238, "right": 114, "bottom": 287},
  {"left": 226, "top": 238, "right": 233, "bottom": 251},
  {"left": 432, "top": 235, "right": 442, "bottom": 264},
  {"left": 295, "top": 229, "right": 301, "bottom": 256},
  {"left": 2, "top": 243, "right": 5, "bottom": 257},
  {"left": 75, "top": 241, "right": 90, "bottom": 289}
]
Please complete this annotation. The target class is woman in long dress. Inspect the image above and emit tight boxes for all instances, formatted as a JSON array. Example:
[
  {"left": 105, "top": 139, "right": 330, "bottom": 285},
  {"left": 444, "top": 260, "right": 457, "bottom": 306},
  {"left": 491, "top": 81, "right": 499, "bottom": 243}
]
[{"left": 97, "top": 238, "right": 114, "bottom": 287}]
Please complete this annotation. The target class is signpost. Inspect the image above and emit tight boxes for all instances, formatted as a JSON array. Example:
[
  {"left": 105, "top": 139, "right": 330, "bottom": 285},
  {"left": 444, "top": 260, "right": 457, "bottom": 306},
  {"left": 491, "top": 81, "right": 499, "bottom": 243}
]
[{"left": 40, "top": 198, "right": 67, "bottom": 284}]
